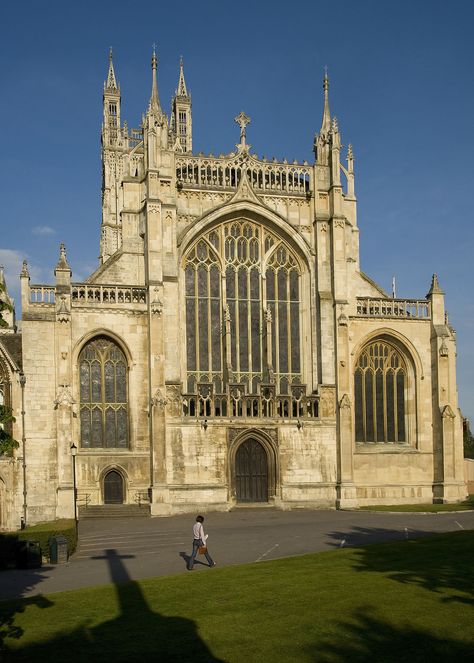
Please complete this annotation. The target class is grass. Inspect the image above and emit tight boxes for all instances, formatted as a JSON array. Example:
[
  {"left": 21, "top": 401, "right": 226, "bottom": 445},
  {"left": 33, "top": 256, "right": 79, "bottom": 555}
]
[
  {"left": 359, "top": 495, "right": 474, "bottom": 512},
  {"left": 1, "top": 530, "right": 473, "bottom": 662}
]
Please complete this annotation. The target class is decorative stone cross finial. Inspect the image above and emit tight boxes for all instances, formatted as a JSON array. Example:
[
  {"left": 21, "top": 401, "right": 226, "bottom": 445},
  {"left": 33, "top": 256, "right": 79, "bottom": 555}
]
[{"left": 234, "top": 111, "right": 251, "bottom": 146}]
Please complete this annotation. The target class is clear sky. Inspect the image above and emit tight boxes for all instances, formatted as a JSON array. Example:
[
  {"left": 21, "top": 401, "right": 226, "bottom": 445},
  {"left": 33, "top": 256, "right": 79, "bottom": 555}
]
[{"left": 1, "top": 0, "right": 473, "bottom": 422}]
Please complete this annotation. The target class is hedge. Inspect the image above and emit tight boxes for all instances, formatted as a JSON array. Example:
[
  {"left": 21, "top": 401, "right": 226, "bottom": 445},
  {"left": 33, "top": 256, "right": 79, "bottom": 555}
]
[{"left": 0, "top": 519, "right": 77, "bottom": 569}]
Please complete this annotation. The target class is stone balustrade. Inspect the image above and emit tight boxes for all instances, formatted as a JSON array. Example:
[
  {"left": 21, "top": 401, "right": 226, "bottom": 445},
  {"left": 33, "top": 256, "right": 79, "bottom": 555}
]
[
  {"left": 29, "top": 286, "right": 56, "bottom": 304},
  {"left": 356, "top": 298, "right": 431, "bottom": 319},
  {"left": 71, "top": 284, "right": 147, "bottom": 305},
  {"left": 176, "top": 153, "right": 311, "bottom": 196},
  {"left": 182, "top": 392, "right": 319, "bottom": 420}
]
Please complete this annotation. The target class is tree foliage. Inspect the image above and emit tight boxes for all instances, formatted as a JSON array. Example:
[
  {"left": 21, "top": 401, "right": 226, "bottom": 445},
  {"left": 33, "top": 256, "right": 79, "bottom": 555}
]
[
  {"left": 0, "top": 405, "right": 19, "bottom": 456},
  {"left": 464, "top": 419, "right": 474, "bottom": 459},
  {"left": 0, "top": 279, "right": 13, "bottom": 328}
]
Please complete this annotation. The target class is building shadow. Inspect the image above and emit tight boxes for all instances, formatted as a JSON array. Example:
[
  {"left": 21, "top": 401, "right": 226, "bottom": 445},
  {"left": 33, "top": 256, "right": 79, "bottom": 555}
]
[
  {"left": 2, "top": 548, "right": 225, "bottom": 662},
  {"left": 0, "top": 557, "right": 54, "bottom": 653},
  {"left": 309, "top": 607, "right": 473, "bottom": 662},
  {"left": 326, "top": 527, "right": 474, "bottom": 606}
]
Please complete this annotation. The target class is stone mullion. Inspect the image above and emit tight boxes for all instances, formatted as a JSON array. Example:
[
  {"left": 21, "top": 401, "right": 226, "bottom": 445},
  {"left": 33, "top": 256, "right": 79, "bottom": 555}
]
[
  {"left": 207, "top": 267, "right": 212, "bottom": 379},
  {"left": 194, "top": 267, "right": 200, "bottom": 383},
  {"left": 361, "top": 369, "right": 367, "bottom": 443},
  {"left": 394, "top": 370, "right": 399, "bottom": 443},
  {"left": 247, "top": 268, "right": 252, "bottom": 384}
]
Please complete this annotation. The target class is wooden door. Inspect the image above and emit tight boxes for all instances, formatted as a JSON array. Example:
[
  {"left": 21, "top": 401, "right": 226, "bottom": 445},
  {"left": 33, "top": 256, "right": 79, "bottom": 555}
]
[
  {"left": 235, "top": 439, "right": 268, "bottom": 502},
  {"left": 104, "top": 470, "right": 123, "bottom": 504}
]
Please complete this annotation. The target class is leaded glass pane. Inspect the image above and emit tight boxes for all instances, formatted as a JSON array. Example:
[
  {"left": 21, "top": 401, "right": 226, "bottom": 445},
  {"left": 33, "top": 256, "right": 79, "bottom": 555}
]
[
  {"left": 386, "top": 369, "right": 395, "bottom": 441},
  {"left": 91, "top": 362, "right": 101, "bottom": 402},
  {"left": 376, "top": 370, "right": 384, "bottom": 442},
  {"left": 91, "top": 408, "right": 103, "bottom": 447},
  {"left": 365, "top": 372, "right": 374, "bottom": 442},
  {"left": 211, "top": 299, "right": 221, "bottom": 370},
  {"left": 80, "top": 362, "right": 90, "bottom": 402},
  {"left": 397, "top": 372, "right": 406, "bottom": 442},
  {"left": 354, "top": 370, "right": 363, "bottom": 441},
  {"left": 117, "top": 408, "right": 128, "bottom": 447},
  {"left": 184, "top": 222, "right": 302, "bottom": 400},
  {"left": 104, "top": 361, "right": 115, "bottom": 402},
  {"left": 186, "top": 299, "right": 197, "bottom": 370},
  {"left": 80, "top": 409, "right": 91, "bottom": 447},
  {"left": 79, "top": 336, "right": 129, "bottom": 448},
  {"left": 198, "top": 298, "right": 209, "bottom": 370},
  {"left": 116, "top": 363, "right": 126, "bottom": 402},
  {"left": 105, "top": 408, "right": 116, "bottom": 447}
]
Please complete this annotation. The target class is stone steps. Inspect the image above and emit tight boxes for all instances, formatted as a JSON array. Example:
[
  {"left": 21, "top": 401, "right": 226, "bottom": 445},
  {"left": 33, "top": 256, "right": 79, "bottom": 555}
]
[{"left": 78, "top": 504, "right": 150, "bottom": 519}]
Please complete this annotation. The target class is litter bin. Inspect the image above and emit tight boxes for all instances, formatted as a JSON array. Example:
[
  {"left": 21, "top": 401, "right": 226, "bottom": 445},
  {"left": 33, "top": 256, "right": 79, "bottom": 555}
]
[
  {"left": 15, "top": 540, "right": 42, "bottom": 569},
  {"left": 49, "top": 535, "right": 69, "bottom": 564}
]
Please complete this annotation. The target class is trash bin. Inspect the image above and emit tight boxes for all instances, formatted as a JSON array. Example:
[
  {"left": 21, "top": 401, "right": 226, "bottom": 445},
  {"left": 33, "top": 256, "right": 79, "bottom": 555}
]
[
  {"left": 15, "top": 540, "right": 42, "bottom": 569},
  {"left": 49, "top": 535, "right": 69, "bottom": 564}
]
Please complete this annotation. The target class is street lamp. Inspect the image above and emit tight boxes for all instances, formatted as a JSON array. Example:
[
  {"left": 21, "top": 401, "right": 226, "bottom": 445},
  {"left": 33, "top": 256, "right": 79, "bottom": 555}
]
[{"left": 70, "top": 442, "right": 78, "bottom": 531}]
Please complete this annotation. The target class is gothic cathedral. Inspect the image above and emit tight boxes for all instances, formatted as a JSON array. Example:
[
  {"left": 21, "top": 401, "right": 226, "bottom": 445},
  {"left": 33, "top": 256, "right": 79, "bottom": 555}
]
[{"left": 0, "top": 50, "right": 466, "bottom": 530}]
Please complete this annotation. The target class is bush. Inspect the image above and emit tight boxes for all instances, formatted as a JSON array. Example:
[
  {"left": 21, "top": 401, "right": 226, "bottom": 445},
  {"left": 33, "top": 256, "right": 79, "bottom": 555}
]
[{"left": 0, "top": 519, "right": 77, "bottom": 569}]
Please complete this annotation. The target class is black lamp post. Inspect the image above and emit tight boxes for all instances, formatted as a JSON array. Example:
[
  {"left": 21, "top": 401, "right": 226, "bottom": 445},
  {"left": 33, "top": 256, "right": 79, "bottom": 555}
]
[{"left": 70, "top": 442, "right": 78, "bottom": 530}]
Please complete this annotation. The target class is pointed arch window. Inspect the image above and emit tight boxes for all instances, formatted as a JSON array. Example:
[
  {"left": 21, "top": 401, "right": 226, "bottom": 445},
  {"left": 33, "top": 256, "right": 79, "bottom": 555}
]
[
  {"left": 354, "top": 340, "right": 407, "bottom": 444},
  {"left": 184, "top": 219, "right": 302, "bottom": 396},
  {"left": 0, "top": 358, "right": 12, "bottom": 438},
  {"left": 79, "top": 336, "right": 128, "bottom": 448}
]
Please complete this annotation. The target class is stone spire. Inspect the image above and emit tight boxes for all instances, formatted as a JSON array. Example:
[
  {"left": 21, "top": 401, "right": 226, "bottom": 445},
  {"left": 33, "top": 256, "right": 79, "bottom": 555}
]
[
  {"left": 149, "top": 46, "right": 162, "bottom": 114},
  {"left": 427, "top": 273, "right": 444, "bottom": 296},
  {"left": 313, "top": 69, "right": 332, "bottom": 165},
  {"left": 171, "top": 55, "right": 192, "bottom": 152},
  {"left": 55, "top": 243, "right": 72, "bottom": 285},
  {"left": 176, "top": 56, "right": 189, "bottom": 98},
  {"left": 321, "top": 68, "right": 331, "bottom": 137},
  {"left": 105, "top": 48, "right": 119, "bottom": 92}
]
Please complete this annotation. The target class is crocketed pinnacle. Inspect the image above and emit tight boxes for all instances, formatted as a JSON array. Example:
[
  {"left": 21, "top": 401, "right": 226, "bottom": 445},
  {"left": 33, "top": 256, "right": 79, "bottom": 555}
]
[
  {"left": 176, "top": 56, "right": 189, "bottom": 98},
  {"left": 106, "top": 48, "right": 118, "bottom": 90},
  {"left": 149, "top": 46, "right": 162, "bottom": 113},
  {"left": 427, "top": 273, "right": 444, "bottom": 296},
  {"left": 320, "top": 68, "right": 331, "bottom": 136}
]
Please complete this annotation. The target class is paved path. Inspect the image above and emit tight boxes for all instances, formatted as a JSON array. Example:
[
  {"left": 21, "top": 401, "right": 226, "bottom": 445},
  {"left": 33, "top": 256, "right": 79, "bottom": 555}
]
[{"left": 1, "top": 508, "right": 473, "bottom": 601}]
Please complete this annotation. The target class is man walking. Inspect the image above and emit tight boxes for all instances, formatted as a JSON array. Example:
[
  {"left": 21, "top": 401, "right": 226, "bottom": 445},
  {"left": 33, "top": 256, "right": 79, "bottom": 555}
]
[{"left": 187, "top": 515, "right": 216, "bottom": 570}]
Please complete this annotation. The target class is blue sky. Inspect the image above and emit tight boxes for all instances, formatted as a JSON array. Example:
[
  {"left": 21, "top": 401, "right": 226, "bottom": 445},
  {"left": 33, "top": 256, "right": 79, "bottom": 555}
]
[{"left": 1, "top": 0, "right": 473, "bottom": 422}]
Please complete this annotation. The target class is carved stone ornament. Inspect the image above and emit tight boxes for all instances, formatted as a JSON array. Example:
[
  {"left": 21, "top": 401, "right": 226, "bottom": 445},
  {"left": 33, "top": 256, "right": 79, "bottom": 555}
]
[
  {"left": 54, "top": 384, "right": 76, "bottom": 409},
  {"left": 439, "top": 339, "right": 449, "bottom": 357},
  {"left": 338, "top": 305, "right": 349, "bottom": 326},
  {"left": 320, "top": 222, "right": 328, "bottom": 233},
  {"left": 165, "top": 384, "right": 182, "bottom": 417},
  {"left": 57, "top": 295, "right": 71, "bottom": 323},
  {"left": 334, "top": 219, "right": 345, "bottom": 229},
  {"left": 339, "top": 393, "right": 351, "bottom": 410},
  {"left": 319, "top": 386, "right": 336, "bottom": 418},
  {"left": 151, "top": 287, "right": 163, "bottom": 315},
  {"left": 151, "top": 388, "right": 168, "bottom": 409},
  {"left": 441, "top": 404, "right": 455, "bottom": 419}
]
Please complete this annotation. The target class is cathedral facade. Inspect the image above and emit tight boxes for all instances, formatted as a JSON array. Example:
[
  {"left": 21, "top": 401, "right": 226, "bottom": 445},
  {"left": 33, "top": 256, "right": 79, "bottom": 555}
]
[{"left": 0, "top": 51, "right": 466, "bottom": 530}]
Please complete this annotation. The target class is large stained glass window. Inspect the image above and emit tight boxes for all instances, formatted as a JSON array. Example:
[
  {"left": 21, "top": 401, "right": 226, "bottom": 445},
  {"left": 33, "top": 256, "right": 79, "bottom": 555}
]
[
  {"left": 354, "top": 340, "right": 407, "bottom": 444},
  {"left": 184, "top": 220, "right": 302, "bottom": 395},
  {"left": 79, "top": 336, "right": 128, "bottom": 448}
]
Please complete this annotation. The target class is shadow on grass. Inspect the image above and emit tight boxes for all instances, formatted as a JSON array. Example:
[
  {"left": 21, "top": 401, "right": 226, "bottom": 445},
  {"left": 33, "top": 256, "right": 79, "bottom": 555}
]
[
  {"left": 2, "top": 548, "right": 224, "bottom": 662},
  {"left": 314, "top": 608, "right": 473, "bottom": 662},
  {"left": 328, "top": 528, "right": 474, "bottom": 606},
  {"left": 0, "top": 563, "right": 54, "bottom": 653}
]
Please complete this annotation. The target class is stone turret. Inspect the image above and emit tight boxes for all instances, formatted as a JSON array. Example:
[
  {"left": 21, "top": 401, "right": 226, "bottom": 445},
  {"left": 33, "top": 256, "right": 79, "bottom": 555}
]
[{"left": 171, "top": 57, "right": 192, "bottom": 153}]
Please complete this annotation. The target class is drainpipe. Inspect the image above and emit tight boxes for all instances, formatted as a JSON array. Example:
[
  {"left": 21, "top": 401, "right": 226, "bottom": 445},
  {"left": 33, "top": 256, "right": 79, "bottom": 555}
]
[{"left": 19, "top": 371, "right": 27, "bottom": 527}]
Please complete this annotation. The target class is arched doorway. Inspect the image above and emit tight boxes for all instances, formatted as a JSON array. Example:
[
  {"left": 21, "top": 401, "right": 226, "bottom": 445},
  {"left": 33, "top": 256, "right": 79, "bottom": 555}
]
[
  {"left": 104, "top": 470, "right": 124, "bottom": 504},
  {"left": 235, "top": 438, "right": 268, "bottom": 502}
]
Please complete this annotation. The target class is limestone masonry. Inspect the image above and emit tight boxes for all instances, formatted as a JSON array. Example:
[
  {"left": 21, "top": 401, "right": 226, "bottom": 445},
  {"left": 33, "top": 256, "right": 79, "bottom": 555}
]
[{"left": 0, "top": 50, "right": 466, "bottom": 530}]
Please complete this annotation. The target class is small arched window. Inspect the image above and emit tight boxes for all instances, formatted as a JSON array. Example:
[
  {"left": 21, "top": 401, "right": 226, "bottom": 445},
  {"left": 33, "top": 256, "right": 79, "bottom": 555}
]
[
  {"left": 79, "top": 336, "right": 128, "bottom": 448},
  {"left": 354, "top": 340, "right": 407, "bottom": 444}
]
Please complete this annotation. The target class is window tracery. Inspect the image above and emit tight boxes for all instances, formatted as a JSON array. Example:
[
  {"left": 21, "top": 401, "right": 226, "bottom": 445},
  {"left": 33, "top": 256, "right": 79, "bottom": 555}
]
[
  {"left": 79, "top": 336, "right": 128, "bottom": 448},
  {"left": 184, "top": 219, "right": 302, "bottom": 397},
  {"left": 354, "top": 340, "right": 407, "bottom": 444}
]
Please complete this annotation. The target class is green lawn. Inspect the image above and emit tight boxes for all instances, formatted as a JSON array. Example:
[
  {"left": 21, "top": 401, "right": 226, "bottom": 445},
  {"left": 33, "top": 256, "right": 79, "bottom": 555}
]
[
  {"left": 1, "top": 531, "right": 473, "bottom": 662},
  {"left": 359, "top": 495, "right": 474, "bottom": 512}
]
